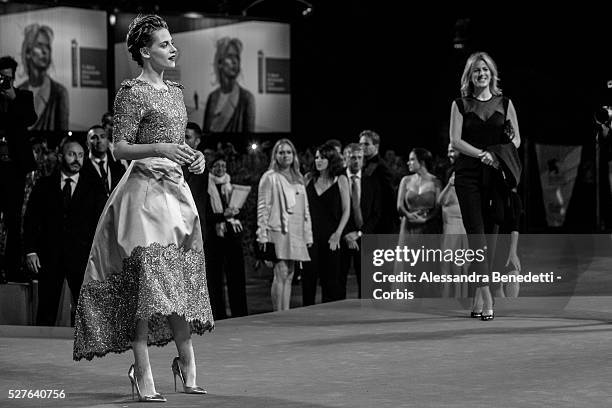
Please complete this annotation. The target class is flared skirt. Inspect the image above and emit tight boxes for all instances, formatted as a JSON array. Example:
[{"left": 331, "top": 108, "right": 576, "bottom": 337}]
[{"left": 73, "top": 158, "right": 214, "bottom": 361}]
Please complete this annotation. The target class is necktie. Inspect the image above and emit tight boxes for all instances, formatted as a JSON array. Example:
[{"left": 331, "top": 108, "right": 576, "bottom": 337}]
[
  {"left": 98, "top": 160, "right": 109, "bottom": 195},
  {"left": 351, "top": 175, "right": 363, "bottom": 229},
  {"left": 63, "top": 178, "right": 72, "bottom": 210}
]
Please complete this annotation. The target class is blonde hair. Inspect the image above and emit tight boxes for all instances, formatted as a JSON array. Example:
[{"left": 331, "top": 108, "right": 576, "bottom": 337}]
[
  {"left": 269, "top": 138, "right": 303, "bottom": 184},
  {"left": 460, "top": 51, "right": 502, "bottom": 97}
]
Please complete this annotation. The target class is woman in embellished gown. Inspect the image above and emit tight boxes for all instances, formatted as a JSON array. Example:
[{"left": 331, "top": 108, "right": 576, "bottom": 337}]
[{"left": 73, "top": 15, "right": 213, "bottom": 402}]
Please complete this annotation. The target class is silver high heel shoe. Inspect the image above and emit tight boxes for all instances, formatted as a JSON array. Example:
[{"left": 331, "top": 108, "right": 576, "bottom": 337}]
[
  {"left": 171, "top": 357, "right": 207, "bottom": 394},
  {"left": 128, "top": 364, "right": 167, "bottom": 402}
]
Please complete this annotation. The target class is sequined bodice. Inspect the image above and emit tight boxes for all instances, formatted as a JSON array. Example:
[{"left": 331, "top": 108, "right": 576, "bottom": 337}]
[{"left": 113, "top": 78, "right": 187, "bottom": 145}]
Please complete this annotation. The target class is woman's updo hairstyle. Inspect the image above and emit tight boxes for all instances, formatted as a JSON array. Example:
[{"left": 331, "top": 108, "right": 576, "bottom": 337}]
[
  {"left": 126, "top": 14, "right": 168, "bottom": 67},
  {"left": 411, "top": 147, "right": 433, "bottom": 172}
]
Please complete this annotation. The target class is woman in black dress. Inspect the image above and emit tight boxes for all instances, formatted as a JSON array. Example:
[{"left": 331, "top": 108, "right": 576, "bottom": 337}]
[
  {"left": 449, "top": 51, "right": 521, "bottom": 320},
  {"left": 302, "top": 142, "right": 350, "bottom": 305}
]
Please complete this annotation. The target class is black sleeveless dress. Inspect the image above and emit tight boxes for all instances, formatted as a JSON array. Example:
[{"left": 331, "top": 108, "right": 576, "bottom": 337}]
[{"left": 302, "top": 178, "right": 343, "bottom": 305}]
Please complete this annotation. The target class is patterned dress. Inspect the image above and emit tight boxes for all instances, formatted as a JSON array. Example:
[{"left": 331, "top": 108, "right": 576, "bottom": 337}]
[{"left": 73, "top": 79, "right": 213, "bottom": 361}]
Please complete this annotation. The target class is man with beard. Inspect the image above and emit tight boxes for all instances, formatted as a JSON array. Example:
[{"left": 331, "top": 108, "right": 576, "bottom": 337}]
[
  {"left": 24, "top": 137, "right": 104, "bottom": 325},
  {"left": 18, "top": 23, "right": 68, "bottom": 131}
]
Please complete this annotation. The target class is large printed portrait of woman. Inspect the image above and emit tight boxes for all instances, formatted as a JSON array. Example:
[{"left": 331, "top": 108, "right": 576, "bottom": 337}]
[
  {"left": 17, "top": 23, "right": 69, "bottom": 131},
  {"left": 203, "top": 37, "right": 255, "bottom": 134}
]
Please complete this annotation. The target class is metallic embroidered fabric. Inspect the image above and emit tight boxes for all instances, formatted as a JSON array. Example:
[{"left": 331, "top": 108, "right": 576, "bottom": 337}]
[
  {"left": 73, "top": 243, "right": 214, "bottom": 361},
  {"left": 113, "top": 79, "right": 187, "bottom": 145}
]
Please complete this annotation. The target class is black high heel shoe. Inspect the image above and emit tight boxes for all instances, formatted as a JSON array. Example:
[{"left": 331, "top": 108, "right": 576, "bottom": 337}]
[
  {"left": 171, "top": 357, "right": 207, "bottom": 394},
  {"left": 127, "top": 364, "right": 166, "bottom": 402},
  {"left": 470, "top": 311, "right": 483, "bottom": 318}
]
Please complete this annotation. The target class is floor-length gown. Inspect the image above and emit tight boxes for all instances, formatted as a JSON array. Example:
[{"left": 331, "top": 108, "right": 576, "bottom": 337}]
[
  {"left": 438, "top": 172, "right": 469, "bottom": 298},
  {"left": 73, "top": 79, "right": 213, "bottom": 361},
  {"left": 394, "top": 174, "right": 441, "bottom": 298}
]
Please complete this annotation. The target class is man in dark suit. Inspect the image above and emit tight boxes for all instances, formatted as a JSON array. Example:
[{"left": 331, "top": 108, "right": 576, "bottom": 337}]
[
  {"left": 0, "top": 56, "right": 37, "bottom": 282},
  {"left": 82, "top": 124, "right": 125, "bottom": 199},
  {"left": 24, "top": 137, "right": 104, "bottom": 326},
  {"left": 340, "top": 143, "right": 382, "bottom": 299},
  {"left": 359, "top": 129, "right": 397, "bottom": 233},
  {"left": 184, "top": 123, "right": 240, "bottom": 318},
  {"left": 183, "top": 122, "right": 209, "bottom": 242}
]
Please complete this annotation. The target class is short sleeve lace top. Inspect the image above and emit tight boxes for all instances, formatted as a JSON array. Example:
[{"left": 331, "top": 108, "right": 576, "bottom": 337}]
[{"left": 112, "top": 78, "right": 187, "bottom": 145}]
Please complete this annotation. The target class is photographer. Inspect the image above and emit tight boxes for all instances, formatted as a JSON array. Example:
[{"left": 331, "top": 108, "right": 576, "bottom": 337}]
[{"left": 0, "top": 56, "right": 37, "bottom": 282}]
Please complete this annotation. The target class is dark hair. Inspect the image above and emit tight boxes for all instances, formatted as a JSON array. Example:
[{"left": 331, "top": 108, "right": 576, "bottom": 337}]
[
  {"left": 312, "top": 142, "right": 345, "bottom": 178},
  {"left": 101, "top": 112, "right": 113, "bottom": 126},
  {"left": 186, "top": 122, "right": 203, "bottom": 136},
  {"left": 325, "top": 139, "right": 342, "bottom": 152},
  {"left": 345, "top": 142, "right": 363, "bottom": 153},
  {"left": 0, "top": 56, "right": 18, "bottom": 76},
  {"left": 210, "top": 153, "right": 227, "bottom": 167},
  {"left": 359, "top": 129, "right": 380, "bottom": 146},
  {"left": 411, "top": 147, "right": 433, "bottom": 171},
  {"left": 126, "top": 14, "right": 168, "bottom": 67},
  {"left": 59, "top": 136, "right": 84, "bottom": 153},
  {"left": 88, "top": 124, "right": 105, "bottom": 133}
]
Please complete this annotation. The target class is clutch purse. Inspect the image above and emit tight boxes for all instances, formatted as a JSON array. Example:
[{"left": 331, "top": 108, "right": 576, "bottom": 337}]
[
  {"left": 503, "top": 119, "right": 515, "bottom": 141},
  {"left": 255, "top": 242, "right": 278, "bottom": 262}
]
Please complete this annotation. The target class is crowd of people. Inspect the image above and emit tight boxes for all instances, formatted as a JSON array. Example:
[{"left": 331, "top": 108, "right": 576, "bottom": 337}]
[
  {"left": 2, "top": 109, "right": 522, "bottom": 323},
  {"left": 0, "top": 13, "right": 527, "bottom": 402}
]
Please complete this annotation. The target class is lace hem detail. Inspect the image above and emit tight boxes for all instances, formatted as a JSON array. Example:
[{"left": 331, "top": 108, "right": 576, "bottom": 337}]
[{"left": 73, "top": 242, "right": 214, "bottom": 361}]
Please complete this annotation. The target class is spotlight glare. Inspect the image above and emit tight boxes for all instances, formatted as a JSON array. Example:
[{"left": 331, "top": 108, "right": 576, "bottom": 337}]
[
  {"left": 68, "top": 131, "right": 73, "bottom": 136},
  {"left": 184, "top": 12, "right": 203, "bottom": 19},
  {"left": 251, "top": 143, "right": 258, "bottom": 151}
]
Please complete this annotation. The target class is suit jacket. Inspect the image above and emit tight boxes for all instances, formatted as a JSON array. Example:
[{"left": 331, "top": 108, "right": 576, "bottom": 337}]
[
  {"left": 82, "top": 155, "right": 126, "bottom": 196},
  {"left": 343, "top": 173, "right": 382, "bottom": 236},
  {"left": 23, "top": 170, "right": 105, "bottom": 274},
  {"left": 183, "top": 166, "right": 209, "bottom": 244},
  {"left": 363, "top": 154, "right": 396, "bottom": 233},
  {"left": 0, "top": 88, "right": 37, "bottom": 173}
]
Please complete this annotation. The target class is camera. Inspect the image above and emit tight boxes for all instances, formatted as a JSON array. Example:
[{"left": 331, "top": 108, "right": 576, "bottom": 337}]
[
  {"left": 0, "top": 73, "right": 12, "bottom": 90},
  {"left": 594, "top": 105, "right": 612, "bottom": 126}
]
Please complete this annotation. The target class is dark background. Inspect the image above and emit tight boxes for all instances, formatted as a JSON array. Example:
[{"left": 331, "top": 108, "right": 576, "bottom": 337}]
[{"left": 3, "top": 1, "right": 612, "bottom": 231}]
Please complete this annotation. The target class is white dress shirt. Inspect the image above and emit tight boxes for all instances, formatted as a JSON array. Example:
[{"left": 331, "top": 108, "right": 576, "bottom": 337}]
[{"left": 347, "top": 168, "right": 362, "bottom": 201}]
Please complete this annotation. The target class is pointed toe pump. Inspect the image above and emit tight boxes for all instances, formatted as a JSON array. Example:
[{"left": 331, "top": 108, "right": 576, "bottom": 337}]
[{"left": 171, "top": 357, "right": 207, "bottom": 394}]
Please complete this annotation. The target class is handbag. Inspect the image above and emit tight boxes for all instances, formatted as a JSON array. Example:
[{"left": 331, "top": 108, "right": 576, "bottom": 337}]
[
  {"left": 503, "top": 119, "right": 515, "bottom": 142},
  {"left": 255, "top": 241, "right": 278, "bottom": 262}
]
